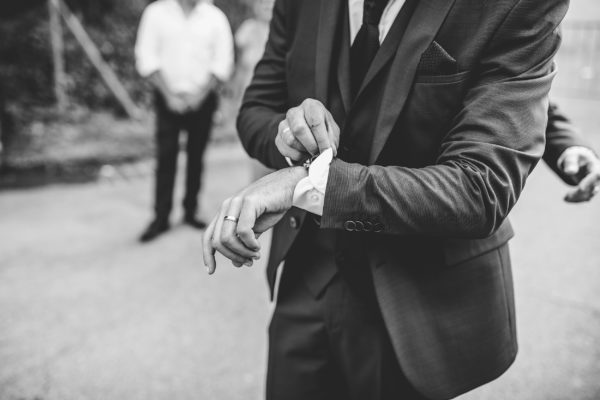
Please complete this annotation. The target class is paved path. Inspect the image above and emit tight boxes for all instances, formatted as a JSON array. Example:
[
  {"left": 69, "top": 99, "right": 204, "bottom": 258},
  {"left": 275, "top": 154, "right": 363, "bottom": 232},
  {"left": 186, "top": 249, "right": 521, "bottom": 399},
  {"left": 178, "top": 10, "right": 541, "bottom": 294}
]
[{"left": 0, "top": 97, "right": 599, "bottom": 400}]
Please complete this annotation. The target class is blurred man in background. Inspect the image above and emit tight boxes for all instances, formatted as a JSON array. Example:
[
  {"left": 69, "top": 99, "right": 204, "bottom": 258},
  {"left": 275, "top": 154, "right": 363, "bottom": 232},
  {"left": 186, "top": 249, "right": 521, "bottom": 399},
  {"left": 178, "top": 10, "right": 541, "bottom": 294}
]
[
  {"left": 546, "top": 102, "right": 600, "bottom": 202},
  {"left": 135, "top": 0, "right": 234, "bottom": 242}
]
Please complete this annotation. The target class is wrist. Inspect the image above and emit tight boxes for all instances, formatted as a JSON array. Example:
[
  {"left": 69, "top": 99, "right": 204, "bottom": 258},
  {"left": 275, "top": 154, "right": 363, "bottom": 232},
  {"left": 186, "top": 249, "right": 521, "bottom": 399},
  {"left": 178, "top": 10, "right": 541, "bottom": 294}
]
[
  {"left": 290, "top": 149, "right": 333, "bottom": 216},
  {"left": 288, "top": 165, "right": 309, "bottom": 184},
  {"left": 283, "top": 166, "right": 309, "bottom": 198}
]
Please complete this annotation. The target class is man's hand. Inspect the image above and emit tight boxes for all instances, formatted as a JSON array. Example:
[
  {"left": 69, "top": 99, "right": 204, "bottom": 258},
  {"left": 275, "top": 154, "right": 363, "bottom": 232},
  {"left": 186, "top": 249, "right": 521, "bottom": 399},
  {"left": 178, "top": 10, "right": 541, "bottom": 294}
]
[
  {"left": 202, "top": 167, "right": 308, "bottom": 274},
  {"left": 165, "top": 93, "right": 188, "bottom": 114},
  {"left": 560, "top": 146, "right": 600, "bottom": 203},
  {"left": 184, "top": 76, "right": 219, "bottom": 112},
  {"left": 183, "top": 87, "right": 210, "bottom": 112},
  {"left": 276, "top": 99, "right": 340, "bottom": 162}
]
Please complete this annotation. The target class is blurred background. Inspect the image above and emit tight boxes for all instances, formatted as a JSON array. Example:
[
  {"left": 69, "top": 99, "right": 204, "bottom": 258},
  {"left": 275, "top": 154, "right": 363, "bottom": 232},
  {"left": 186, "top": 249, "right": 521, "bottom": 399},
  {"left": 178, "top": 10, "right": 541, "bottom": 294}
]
[{"left": 0, "top": 1, "right": 599, "bottom": 399}]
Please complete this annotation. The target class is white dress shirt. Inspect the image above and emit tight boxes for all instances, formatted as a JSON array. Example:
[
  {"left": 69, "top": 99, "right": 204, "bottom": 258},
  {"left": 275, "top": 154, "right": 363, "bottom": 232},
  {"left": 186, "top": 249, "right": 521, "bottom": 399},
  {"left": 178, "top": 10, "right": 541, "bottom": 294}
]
[
  {"left": 135, "top": 0, "right": 234, "bottom": 95},
  {"left": 292, "top": 0, "right": 405, "bottom": 215}
]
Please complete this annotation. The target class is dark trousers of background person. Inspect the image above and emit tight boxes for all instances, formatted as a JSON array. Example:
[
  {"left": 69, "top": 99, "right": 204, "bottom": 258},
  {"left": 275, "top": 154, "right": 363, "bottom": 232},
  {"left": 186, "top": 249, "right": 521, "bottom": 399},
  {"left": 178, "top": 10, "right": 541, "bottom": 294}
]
[{"left": 153, "top": 91, "right": 217, "bottom": 224}]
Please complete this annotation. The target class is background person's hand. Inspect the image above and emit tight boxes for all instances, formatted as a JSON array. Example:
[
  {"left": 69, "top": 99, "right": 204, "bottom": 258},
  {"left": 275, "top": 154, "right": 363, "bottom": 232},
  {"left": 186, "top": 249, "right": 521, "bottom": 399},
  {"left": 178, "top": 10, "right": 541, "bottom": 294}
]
[
  {"left": 183, "top": 87, "right": 210, "bottom": 112},
  {"left": 202, "top": 166, "right": 308, "bottom": 274},
  {"left": 165, "top": 93, "right": 188, "bottom": 114},
  {"left": 275, "top": 99, "right": 340, "bottom": 162},
  {"left": 560, "top": 146, "right": 600, "bottom": 203}
]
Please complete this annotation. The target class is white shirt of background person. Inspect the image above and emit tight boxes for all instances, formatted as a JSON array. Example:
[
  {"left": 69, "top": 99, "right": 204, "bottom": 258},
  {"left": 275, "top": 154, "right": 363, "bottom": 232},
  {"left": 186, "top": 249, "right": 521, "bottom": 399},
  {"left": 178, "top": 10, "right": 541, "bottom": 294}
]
[
  {"left": 292, "top": 0, "right": 406, "bottom": 215},
  {"left": 135, "top": 0, "right": 234, "bottom": 95}
]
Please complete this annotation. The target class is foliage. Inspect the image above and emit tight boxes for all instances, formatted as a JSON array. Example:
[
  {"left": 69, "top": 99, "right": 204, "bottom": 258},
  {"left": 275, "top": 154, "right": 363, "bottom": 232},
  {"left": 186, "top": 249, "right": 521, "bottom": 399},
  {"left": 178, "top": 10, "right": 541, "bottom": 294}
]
[{"left": 0, "top": 0, "right": 250, "bottom": 114}]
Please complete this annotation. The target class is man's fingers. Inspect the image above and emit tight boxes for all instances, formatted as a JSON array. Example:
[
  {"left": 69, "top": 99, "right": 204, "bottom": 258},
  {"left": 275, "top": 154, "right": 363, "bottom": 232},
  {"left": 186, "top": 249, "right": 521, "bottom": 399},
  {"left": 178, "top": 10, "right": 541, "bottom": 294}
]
[
  {"left": 220, "top": 197, "right": 261, "bottom": 260},
  {"left": 565, "top": 169, "right": 600, "bottom": 203},
  {"left": 278, "top": 120, "right": 305, "bottom": 152},
  {"left": 303, "top": 100, "right": 331, "bottom": 154},
  {"left": 562, "top": 152, "right": 581, "bottom": 176},
  {"left": 212, "top": 201, "right": 253, "bottom": 265},
  {"left": 202, "top": 217, "right": 218, "bottom": 275},
  {"left": 275, "top": 132, "right": 306, "bottom": 161},
  {"left": 287, "top": 108, "right": 319, "bottom": 155},
  {"left": 565, "top": 186, "right": 594, "bottom": 203},
  {"left": 236, "top": 198, "right": 262, "bottom": 252}
]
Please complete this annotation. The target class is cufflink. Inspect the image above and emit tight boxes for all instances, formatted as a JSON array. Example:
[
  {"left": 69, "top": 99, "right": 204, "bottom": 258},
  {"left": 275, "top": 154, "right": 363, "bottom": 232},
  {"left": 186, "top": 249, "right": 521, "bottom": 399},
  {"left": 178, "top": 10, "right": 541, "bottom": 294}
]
[{"left": 302, "top": 154, "right": 320, "bottom": 169}]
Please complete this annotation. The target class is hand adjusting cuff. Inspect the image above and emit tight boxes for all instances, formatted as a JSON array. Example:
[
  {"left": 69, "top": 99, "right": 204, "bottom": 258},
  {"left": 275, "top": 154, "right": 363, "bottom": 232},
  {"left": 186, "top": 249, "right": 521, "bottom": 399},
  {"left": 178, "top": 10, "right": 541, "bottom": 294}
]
[{"left": 285, "top": 154, "right": 320, "bottom": 168}]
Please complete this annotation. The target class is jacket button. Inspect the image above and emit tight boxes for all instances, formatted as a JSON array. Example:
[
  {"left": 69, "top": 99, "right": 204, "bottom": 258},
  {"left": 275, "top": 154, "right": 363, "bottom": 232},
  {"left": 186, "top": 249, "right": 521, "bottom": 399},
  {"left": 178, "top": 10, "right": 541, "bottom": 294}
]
[
  {"left": 289, "top": 216, "right": 300, "bottom": 229},
  {"left": 344, "top": 221, "right": 356, "bottom": 231}
]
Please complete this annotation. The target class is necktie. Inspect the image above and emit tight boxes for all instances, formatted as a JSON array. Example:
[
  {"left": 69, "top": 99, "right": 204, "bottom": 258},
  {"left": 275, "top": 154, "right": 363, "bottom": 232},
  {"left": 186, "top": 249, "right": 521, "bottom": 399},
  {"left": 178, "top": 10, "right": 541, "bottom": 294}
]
[{"left": 350, "top": 0, "right": 390, "bottom": 98}]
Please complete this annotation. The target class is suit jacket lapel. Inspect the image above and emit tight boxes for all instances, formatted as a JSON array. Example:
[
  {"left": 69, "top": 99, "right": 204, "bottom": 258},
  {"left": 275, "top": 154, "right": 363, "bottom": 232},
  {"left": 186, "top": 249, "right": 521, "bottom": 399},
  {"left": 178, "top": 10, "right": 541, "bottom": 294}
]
[
  {"left": 368, "top": 0, "right": 456, "bottom": 163},
  {"left": 337, "top": 4, "right": 352, "bottom": 113},
  {"left": 315, "top": 0, "right": 344, "bottom": 104},
  {"left": 355, "top": 0, "right": 417, "bottom": 100}
]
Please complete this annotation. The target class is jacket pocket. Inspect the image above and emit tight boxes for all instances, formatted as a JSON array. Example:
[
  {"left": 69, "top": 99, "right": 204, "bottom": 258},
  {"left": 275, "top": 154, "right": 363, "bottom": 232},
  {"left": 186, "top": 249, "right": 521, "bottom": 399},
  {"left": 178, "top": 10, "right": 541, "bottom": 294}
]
[{"left": 414, "top": 70, "right": 470, "bottom": 84}]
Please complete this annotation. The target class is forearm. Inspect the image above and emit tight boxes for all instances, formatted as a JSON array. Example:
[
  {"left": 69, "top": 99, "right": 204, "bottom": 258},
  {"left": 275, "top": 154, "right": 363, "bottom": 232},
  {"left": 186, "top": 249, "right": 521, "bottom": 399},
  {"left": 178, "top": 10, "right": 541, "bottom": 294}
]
[{"left": 321, "top": 155, "right": 536, "bottom": 238}]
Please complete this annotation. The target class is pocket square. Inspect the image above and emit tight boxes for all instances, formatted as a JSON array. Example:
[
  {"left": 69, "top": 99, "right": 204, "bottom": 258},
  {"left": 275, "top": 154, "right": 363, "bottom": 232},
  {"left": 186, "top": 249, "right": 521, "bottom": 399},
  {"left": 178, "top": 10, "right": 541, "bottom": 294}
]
[{"left": 417, "top": 41, "right": 458, "bottom": 75}]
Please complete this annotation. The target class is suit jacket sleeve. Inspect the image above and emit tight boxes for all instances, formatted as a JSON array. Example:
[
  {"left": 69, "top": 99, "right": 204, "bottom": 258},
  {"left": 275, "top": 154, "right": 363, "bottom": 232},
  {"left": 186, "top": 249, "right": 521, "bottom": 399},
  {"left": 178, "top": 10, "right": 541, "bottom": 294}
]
[
  {"left": 543, "top": 101, "right": 592, "bottom": 184},
  {"left": 236, "top": 0, "right": 290, "bottom": 170},
  {"left": 321, "top": 0, "right": 568, "bottom": 238}
]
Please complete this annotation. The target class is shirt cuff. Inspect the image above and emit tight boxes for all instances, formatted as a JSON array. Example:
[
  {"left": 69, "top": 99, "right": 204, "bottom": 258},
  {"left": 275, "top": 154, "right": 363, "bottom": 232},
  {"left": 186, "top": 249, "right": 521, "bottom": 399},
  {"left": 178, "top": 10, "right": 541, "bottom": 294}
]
[
  {"left": 292, "top": 149, "right": 333, "bottom": 216},
  {"left": 557, "top": 146, "right": 594, "bottom": 170}
]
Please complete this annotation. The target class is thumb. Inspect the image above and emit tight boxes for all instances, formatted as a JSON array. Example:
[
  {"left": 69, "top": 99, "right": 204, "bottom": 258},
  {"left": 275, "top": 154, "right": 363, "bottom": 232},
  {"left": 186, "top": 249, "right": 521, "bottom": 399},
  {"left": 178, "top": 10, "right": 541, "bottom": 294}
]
[{"left": 562, "top": 153, "right": 580, "bottom": 176}]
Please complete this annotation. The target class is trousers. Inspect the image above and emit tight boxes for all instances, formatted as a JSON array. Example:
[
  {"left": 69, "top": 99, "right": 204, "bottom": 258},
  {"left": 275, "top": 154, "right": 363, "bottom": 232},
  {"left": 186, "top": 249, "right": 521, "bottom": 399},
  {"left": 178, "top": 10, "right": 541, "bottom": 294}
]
[
  {"left": 153, "top": 92, "right": 216, "bottom": 221},
  {"left": 267, "top": 264, "right": 429, "bottom": 400}
]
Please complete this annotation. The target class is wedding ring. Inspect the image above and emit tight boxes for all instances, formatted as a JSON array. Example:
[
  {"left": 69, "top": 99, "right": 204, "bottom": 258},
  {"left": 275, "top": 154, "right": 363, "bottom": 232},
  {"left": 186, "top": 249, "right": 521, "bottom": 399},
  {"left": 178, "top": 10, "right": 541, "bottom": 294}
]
[{"left": 224, "top": 215, "right": 239, "bottom": 223}]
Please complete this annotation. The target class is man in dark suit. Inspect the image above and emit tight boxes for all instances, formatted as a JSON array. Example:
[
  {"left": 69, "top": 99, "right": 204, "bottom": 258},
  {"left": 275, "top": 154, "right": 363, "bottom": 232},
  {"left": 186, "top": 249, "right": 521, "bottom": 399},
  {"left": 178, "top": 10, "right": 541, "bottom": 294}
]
[{"left": 203, "top": 0, "right": 569, "bottom": 399}]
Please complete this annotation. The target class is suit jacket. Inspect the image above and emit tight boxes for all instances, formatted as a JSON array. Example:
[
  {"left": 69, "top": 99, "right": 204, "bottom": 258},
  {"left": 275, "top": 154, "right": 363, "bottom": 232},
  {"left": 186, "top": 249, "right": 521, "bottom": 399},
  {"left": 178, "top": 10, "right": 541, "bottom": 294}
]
[
  {"left": 544, "top": 101, "right": 593, "bottom": 184},
  {"left": 237, "top": 0, "right": 568, "bottom": 398}
]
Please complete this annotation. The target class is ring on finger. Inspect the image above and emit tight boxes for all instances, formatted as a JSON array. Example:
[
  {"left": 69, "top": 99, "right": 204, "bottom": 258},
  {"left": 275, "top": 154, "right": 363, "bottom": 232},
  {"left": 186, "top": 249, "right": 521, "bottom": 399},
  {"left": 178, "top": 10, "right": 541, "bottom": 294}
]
[{"left": 224, "top": 215, "right": 239, "bottom": 223}]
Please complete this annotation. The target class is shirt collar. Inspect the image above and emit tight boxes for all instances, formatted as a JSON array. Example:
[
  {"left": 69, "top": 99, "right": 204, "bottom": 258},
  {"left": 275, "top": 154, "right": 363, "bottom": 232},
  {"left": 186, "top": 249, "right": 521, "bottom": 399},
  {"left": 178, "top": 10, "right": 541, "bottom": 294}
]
[{"left": 168, "top": 0, "right": 208, "bottom": 16}]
